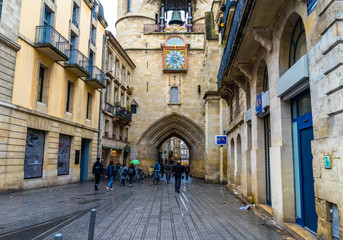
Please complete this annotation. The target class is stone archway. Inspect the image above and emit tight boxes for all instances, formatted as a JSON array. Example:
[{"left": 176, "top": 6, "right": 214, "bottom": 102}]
[{"left": 136, "top": 113, "right": 205, "bottom": 178}]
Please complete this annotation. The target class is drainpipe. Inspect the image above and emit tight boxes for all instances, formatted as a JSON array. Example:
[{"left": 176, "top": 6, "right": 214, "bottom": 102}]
[{"left": 97, "top": 33, "right": 106, "bottom": 159}]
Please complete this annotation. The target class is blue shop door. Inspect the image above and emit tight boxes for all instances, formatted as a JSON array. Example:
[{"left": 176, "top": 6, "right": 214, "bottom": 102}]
[
  {"left": 300, "top": 125, "right": 317, "bottom": 233},
  {"left": 80, "top": 139, "right": 90, "bottom": 182}
]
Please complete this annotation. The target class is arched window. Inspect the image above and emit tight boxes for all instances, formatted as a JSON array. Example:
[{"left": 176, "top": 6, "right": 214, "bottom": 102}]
[
  {"left": 263, "top": 67, "right": 269, "bottom": 92},
  {"left": 170, "top": 87, "right": 178, "bottom": 103},
  {"left": 289, "top": 18, "right": 306, "bottom": 67}
]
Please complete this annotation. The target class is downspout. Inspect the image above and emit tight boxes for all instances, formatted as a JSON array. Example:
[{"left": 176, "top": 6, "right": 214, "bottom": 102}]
[{"left": 98, "top": 33, "right": 106, "bottom": 159}]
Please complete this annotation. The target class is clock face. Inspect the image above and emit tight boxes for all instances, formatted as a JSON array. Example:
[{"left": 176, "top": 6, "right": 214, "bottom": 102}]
[{"left": 165, "top": 50, "right": 186, "bottom": 70}]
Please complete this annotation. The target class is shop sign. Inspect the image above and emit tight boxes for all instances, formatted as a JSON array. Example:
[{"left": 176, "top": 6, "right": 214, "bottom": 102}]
[{"left": 324, "top": 155, "right": 331, "bottom": 169}]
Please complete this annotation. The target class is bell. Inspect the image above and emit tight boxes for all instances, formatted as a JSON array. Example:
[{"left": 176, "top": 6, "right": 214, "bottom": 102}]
[{"left": 169, "top": 11, "right": 184, "bottom": 25}]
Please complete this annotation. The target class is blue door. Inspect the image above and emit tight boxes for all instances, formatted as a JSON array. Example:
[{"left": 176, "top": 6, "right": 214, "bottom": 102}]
[
  {"left": 42, "top": 4, "right": 53, "bottom": 43},
  {"left": 292, "top": 91, "right": 317, "bottom": 233},
  {"left": 80, "top": 139, "right": 90, "bottom": 182}
]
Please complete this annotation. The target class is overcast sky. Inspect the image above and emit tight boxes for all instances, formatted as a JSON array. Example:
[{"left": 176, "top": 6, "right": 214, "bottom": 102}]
[{"left": 101, "top": 0, "right": 117, "bottom": 35}]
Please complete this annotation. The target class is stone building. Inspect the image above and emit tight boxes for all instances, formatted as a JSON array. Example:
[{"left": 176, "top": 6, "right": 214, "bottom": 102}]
[
  {"left": 101, "top": 30, "right": 135, "bottom": 166},
  {"left": 115, "top": 0, "right": 221, "bottom": 180},
  {"left": 0, "top": 0, "right": 22, "bottom": 190},
  {"left": 0, "top": 0, "right": 107, "bottom": 191},
  {"left": 217, "top": 0, "right": 343, "bottom": 238}
]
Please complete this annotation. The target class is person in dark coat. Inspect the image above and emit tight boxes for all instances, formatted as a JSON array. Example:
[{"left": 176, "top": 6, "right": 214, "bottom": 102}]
[
  {"left": 172, "top": 160, "right": 185, "bottom": 193},
  {"left": 92, "top": 157, "right": 103, "bottom": 191},
  {"left": 128, "top": 163, "right": 136, "bottom": 187},
  {"left": 185, "top": 164, "right": 190, "bottom": 182}
]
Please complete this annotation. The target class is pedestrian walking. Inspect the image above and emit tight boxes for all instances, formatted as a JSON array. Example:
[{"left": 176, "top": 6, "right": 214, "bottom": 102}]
[
  {"left": 92, "top": 157, "right": 103, "bottom": 191},
  {"left": 161, "top": 164, "right": 165, "bottom": 178},
  {"left": 185, "top": 164, "right": 190, "bottom": 182},
  {"left": 115, "top": 161, "right": 121, "bottom": 182},
  {"left": 106, "top": 160, "right": 116, "bottom": 191},
  {"left": 119, "top": 163, "right": 128, "bottom": 186},
  {"left": 172, "top": 160, "right": 185, "bottom": 193},
  {"left": 128, "top": 163, "right": 136, "bottom": 187}
]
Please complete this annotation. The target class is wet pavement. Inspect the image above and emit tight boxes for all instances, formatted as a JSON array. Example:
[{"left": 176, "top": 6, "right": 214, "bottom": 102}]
[{"left": 0, "top": 177, "right": 292, "bottom": 240}]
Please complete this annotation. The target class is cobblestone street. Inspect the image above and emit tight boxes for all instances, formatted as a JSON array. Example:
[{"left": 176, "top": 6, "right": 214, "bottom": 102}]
[{"left": 0, "top": 178, "right": 292, "bottom": 240}]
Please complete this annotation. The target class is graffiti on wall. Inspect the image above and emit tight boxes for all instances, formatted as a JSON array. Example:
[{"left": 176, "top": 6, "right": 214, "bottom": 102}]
[{"left": 57, "top": 135, "right": 71, "bottom": 175}]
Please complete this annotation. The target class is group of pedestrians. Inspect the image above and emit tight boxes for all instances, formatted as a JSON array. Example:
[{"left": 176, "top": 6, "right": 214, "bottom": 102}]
[
  {"left": 92, "top": 158, "right": 137, "bottom": 191},
  {"left": 92, "top": 158, "right": 190, "bottom": 193}
]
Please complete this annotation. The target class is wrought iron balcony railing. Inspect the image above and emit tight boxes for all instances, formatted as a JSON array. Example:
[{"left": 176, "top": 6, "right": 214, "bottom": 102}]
[
  {"left": 97, "top": 2, "right": 108, "bottom": 26},
  {"left": 86, "top": 66, "right": 105, "bottom": 88},
  {"left": 64, "top": 49, "right": 90, "bottom": 77},
  {"left": 105, "top": 103, "right": 132, "bottom": 122},
  {"left": 143, "top": 24, "right": 205, "bottom": 33},
  {"left": 217, "top": 0, "right": 247, "bottom": 87},
  {"left": 34, "top": 25, "right": 69, "bottom": 61}
]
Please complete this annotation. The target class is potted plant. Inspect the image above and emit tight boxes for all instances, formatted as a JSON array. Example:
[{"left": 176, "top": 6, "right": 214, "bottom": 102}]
[
  {"left": 115, "top": 101, "right": 121, "bottom": 107},
  {"left": 127, "top": 86, "right": 134, "bottom": 94}
]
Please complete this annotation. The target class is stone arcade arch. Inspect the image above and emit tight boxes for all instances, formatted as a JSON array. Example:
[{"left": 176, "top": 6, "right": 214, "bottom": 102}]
[{"left": 136, "top": 113, "right": 205, "bottom": 178}]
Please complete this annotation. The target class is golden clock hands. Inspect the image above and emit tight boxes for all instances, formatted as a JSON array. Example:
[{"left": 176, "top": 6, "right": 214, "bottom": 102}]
[{"left": 174, "top": 58, "right": 180, "bottom": 62}]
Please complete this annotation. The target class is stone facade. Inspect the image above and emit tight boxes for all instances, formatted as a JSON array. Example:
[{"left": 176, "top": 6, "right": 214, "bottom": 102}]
[
  {"left": 101, "top": 31, "right": 135, "bottom": 166},
  {"left": 115, "top": 0, "right": 223, "bottom": 179},
  {"left": 217, "top": 0, "right": 343, "bottom": 238}
]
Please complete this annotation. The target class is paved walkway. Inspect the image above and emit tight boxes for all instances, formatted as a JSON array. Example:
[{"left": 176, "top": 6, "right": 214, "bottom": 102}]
[{"left": 0, "top": 177, "right": 291, "bottom": 240}]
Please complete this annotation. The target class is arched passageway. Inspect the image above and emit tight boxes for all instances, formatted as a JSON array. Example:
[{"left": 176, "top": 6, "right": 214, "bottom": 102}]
[{"left": 136, "top": 113, "right": 205, "bottom": 178}]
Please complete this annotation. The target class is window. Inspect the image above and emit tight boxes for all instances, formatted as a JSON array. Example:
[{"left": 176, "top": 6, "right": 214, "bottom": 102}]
[
  {"left": 127, "top": 0, "right": 131, "bottom": 13},
  {"left": 0, "top": 0, "right": 3, "bottom": 21},
  {"left": 131, "top": 105, "right": 137, "bottom": 114},
  {"left": 115, "top": 60, "right": 119, "bottom": 78},
  {"left": 125, "top": 128, "right": 128, "bottom": 142},
  {"left": 263, "top": 67, "right": 269, "bottom": 92},
  {"left": 24, "top": 129, "right": 45, "bottom": 179},
  {"left": 70, "top": 32, "right": 77, "bottom": 50},
  {"left": 121, "top": 68, "right": 125, "bottom": 84},
  {"left": 107, "top": 52, "right": 112, "bottom": 71},
  {"left": 86, "top": 92, "right": 92, "bottom": 120},
  {"left": 105, "top": 120, "right": 109, "bottom": 135},
  {"left": 307, "top": 0, "right": 317, "bottom": 15},
  {"left": 89, "top": 50, "right": 94, "bottom": 75},
  {"left": 57, "top": 135, "right": 71, "bottom": 176},
  {"left": 72, "top": 3, "right": 79, "bottom": 27},
  {"left": 112, "top": 122, "right": 116, "bottom": 138},
  {"left": 127, "top": 73, "right": 130, "bottom": 87},
  {"left": 66, "top": 81, "right": 74, "bottom": 113},
  {"left": 170, "top": 87, "right": 178, "bottom": 103},
  {"left": 92, "top": 5, "right": 97, "bottom": 19},
  {"left": 289, "top": 18, "right": 307, "bottom": 68},
  {"left": 43, "top": 4, "right": 53, "bottom": 26},
  {"left": 120, "top": 126, "right": 123, "bottom": 140},
  {"left": 37, "top": 67, "right": 45, "bottom": 102},
  {"left": 121, "top": 94, "right": 124, "bottom": 106},
  {"left": 114, "top": 87, "right": 118, "bottom": 105},
  {"left": 106, "top": 84, "right": 110, "bottom": 103},
  {"left": 91, "top": 26, "right": 96, "bottom": 45}
]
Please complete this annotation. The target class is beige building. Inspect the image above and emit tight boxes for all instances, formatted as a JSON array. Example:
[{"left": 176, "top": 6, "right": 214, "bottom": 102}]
[
  {"left": 217, "top": 0, "right": 343, "bottom": 239},
  {"left": 115, "top": 0, "right": 222, "bottom": 179},
  {"left": 0, "top": 0, "right": 107, "bottom": 191},
  {"left": 101, "top": 30, "right": 135, "bottom": 166}
]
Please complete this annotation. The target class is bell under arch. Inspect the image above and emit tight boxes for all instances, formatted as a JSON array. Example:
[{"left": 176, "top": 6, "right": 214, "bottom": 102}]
[{"left": 136, "top": 113, "right": 205, "bottom": 178}]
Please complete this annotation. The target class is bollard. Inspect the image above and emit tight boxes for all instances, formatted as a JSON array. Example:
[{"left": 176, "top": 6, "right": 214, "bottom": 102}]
[
  {"left": 54, "top": 233, "right": 63, "bottom": 240},
  {"left": 88, "top": 209, "right": 96, "bottom": 240}
]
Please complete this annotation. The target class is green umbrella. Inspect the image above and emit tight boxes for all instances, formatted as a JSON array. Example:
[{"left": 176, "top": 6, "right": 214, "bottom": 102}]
[{"left": 130, "top": 159, "right": 140, "bottom": 164}]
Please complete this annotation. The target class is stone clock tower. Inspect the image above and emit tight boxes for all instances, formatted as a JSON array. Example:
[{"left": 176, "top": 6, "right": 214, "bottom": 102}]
[{"left": 115, "top": 0, "right": 221, "bottom": 181}]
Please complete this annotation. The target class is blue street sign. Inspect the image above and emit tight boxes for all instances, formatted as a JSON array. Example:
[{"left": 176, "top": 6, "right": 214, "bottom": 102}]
[{"left": 215, "top": 135, "right": 227, "bottom": 145}]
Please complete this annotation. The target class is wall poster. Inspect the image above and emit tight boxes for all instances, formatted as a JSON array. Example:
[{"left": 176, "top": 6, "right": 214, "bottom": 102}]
[
  {"left": 24, "top": 129, "right": 45, "bottom": 179},
  {"left": 57, "top": 135, "right": 71, "bottom": 175}
]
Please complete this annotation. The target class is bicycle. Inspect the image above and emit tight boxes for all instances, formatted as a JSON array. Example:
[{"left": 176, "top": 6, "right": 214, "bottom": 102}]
[{"left": 153, "top": 171, "right": 160, "bottom": 185}]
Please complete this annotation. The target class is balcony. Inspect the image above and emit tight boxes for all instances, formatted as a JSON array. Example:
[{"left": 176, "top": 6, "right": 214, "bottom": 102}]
[
  {"left": 64, "top": 49, "right": 90, "bottom": 77},
  {"left": 85, "top": 66, "right": 105, "bottom": 88},
  {"left": 34, "top": 25, "right": 69, "bottom": 61},
  {"left": 143, "top": 24, "right": 205, "bottom": 33},
  {"left": 97, "top": 3, "right": 108, "bottom": 27},
  {"left": 105, "top": 103, "right": 132, "bottom": 122}
]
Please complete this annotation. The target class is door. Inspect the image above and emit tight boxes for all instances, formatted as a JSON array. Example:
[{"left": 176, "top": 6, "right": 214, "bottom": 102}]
[
  {"left": 264, "top": 114, "right": 272, "bottom": 206},
  {"left": 292, "top": 91, "right": 317, "bottom": 233},
  {"left": 300, "top": 125, "right": 317, "bottom": 233},
  {"left": 80, "top": 139, "right": 90, "bottom": 182},
  {"left": 24, "top": 129, "right": 45, "bottom": 179},
  {"left": 42, "top": 4, "right": 53, "bottom": 43}
]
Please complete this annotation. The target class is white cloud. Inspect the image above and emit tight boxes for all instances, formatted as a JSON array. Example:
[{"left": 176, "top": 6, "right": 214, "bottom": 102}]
[{"left": 100, "top": 0, "right": 117, "bottom": 35}]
